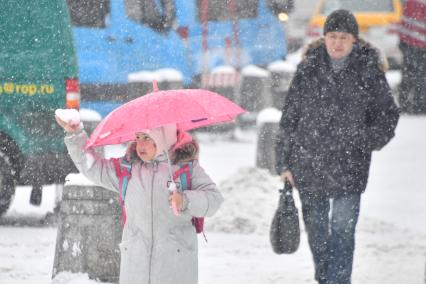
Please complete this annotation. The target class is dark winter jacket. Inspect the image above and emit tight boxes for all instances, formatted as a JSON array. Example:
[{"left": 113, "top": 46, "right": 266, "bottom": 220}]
[{"left": 275, "top": 38, "right": 399, "bottom": 196}]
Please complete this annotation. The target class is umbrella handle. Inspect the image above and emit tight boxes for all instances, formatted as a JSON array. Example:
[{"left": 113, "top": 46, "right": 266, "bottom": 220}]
[
  {"left": 171, "top": 192, "right": 180, "bottom": 216},
  {"left": 168, "top": 182, "right": 180, "bottom": 216}
]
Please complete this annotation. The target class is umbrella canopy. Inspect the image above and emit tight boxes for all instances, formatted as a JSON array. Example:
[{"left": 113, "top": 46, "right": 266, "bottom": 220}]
[{"left": 85, "top": 89, "right": 245, "bottom": 149}]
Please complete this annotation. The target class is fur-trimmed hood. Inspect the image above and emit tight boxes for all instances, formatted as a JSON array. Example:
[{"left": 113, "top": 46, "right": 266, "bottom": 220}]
[
  {"left": 301, "top": 37, "right": 388, "bottom": 72},
  {"left": 171, "top": 139, "right": 199, "bottom": 164},
  {"left": 125, "top": 138, "right": 199, "bottom": 165}
]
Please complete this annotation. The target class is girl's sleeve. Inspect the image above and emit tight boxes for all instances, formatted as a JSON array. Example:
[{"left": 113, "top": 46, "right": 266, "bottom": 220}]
[
  {"left": 182, "top": 161, "right": 224, "bottom": 218},
  {"left": 64, "top": 130, "right": 119, "bottom": 192}
]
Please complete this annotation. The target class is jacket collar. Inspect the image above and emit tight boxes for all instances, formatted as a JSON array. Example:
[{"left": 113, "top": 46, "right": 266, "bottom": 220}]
[{"left": 301, "top": 37, "right": 388, "bottom": 72}]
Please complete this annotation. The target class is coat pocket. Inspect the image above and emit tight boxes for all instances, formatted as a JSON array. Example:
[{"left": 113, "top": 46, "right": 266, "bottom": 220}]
[
  {"left": 155, "top": 226, "right": 197, "bottom": 281},
  {"left": 119, "top": 235, "right": 149, "bottom": 284}
]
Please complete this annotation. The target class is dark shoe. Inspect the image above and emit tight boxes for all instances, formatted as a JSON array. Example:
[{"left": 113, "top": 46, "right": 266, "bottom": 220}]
[{"left": 30, "top": 186, "right": 42, "bottom": 206}]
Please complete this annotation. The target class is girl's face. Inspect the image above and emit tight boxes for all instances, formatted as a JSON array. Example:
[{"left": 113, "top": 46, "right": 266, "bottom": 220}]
[
  {"left": 135, "top": 132, "right": 157, "bottom": 162},
  {"left": 325, "top": 31, "right": 356, "bottom": 59}
]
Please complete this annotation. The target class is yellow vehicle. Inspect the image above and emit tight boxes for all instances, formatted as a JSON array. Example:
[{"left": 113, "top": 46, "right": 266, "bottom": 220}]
[{"left": 306, "top": 0, "right": 402, "bottom": 68}]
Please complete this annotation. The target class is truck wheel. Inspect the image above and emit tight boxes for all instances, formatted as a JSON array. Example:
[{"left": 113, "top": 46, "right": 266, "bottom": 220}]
[{"left": 0, "top": 156, "right": 15, "bottom": 216}]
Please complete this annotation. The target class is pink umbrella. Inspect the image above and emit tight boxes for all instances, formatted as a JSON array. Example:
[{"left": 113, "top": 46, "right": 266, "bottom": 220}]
[
  {"left": 85, "top": 85, "right": 245, "bottom": 216},
  {"left": 85, "top": 88, "right": 245, "bottom": 149}
]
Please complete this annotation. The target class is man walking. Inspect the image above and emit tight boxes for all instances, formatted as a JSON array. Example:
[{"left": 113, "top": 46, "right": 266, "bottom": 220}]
[{"left": 275, "top": 10, "right": 399, "bottom": 284}]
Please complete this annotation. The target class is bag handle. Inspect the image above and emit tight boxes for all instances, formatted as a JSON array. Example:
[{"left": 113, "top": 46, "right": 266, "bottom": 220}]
[{"left": 280, "top": 181, "right": 293, "bottom": 196}]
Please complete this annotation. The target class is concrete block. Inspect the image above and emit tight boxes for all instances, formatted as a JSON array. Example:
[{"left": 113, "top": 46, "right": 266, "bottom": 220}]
[
  {"left": 53, "top": 184, "right": 122, "bottom": 283},
  {"left": 256, "top": 121, "right": 280, "bottom": 174}
]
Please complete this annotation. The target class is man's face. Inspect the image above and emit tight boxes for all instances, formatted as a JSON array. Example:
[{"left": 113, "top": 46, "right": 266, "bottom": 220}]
[{"left": 324, "top": 31, "right": 356, "bottom": 59}]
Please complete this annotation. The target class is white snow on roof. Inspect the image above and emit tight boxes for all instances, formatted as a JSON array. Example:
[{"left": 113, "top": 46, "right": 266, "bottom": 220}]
[
  {"left": 211, "top": 65, "right": 236, "bottom": 74},
  {"left": 156, "top": 68, "right": 184, "bottom": 81},
  {"left": 127, "top": 71, "right": 158, "bottom": 83},
  {"left": 267, "top": 60, "right": 297, "bottom": 73},
  {"left": 241, "top": 65, "right": 270, "bottom": 77},
  {"left": 128, "top": 68, "right": 183, "bottom": 82}
]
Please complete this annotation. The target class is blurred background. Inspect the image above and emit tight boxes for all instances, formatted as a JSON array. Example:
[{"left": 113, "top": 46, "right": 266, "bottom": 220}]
[{"left": 0, "top": 1, "right": 425, "bottom": 283}]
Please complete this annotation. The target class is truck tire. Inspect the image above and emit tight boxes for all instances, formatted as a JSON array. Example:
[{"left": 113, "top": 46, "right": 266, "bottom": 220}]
[{"left": 0, "top": 156, "right": 15, "bottom": 216}]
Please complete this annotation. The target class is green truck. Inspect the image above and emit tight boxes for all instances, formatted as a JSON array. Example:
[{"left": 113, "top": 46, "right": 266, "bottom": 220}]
[{"left": 0, "top": 0, "right": 80, "bottom": 214}]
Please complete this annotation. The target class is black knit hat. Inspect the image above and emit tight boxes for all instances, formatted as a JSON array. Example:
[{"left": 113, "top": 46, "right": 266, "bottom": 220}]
[{"left": 323, "top": 9, "right": 359, "bottom": 38}]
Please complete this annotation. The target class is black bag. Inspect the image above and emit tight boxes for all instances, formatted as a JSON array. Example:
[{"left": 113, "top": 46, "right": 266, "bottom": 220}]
[{"left": 270, "top": 181, "right": 300, "bottom": 254}]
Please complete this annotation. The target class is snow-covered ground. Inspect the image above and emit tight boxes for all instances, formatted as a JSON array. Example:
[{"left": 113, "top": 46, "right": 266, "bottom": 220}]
[{"left": 1, "top": 115, "right": 425, "bottom": 284}]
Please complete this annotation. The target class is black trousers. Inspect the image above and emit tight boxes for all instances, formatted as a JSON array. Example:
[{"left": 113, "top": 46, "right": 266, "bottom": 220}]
[{"left": 299, "top": 191, "right": 361, "bottom": 284}]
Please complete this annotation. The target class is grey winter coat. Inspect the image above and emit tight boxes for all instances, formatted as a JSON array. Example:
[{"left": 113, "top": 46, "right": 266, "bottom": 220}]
[
  {"left": 275, "top": 38, "right": 399, "bottom": 196},
  {"left": 64, "top": 131, "right": 223, "bottom": 284}
]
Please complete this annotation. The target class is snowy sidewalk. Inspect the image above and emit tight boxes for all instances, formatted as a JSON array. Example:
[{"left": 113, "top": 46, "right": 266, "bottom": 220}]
[
  {"left": 0, "top": 115, "right": 425, "bottom": 283},
  {"left": 0, "top": 219, "right": 424, "bottom": 284}
]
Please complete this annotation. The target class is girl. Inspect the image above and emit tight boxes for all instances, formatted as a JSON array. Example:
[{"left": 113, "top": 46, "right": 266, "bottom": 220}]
[{"left": 55, "top": 114, "right": 223, "bottom": 284}]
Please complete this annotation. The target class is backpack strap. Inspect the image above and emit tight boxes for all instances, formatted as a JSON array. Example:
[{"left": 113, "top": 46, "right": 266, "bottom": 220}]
[
  {"left": 112, "top": 158, "right": 132, "bottom": 227},
  {"left": 172, "top": 162, "right": 192, "bottom": 191}
]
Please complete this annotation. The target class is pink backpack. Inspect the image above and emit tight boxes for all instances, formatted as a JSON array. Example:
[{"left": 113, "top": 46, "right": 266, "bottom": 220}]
[{"left": 112, "top": 159, "right": 205, "bottom": 235}]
